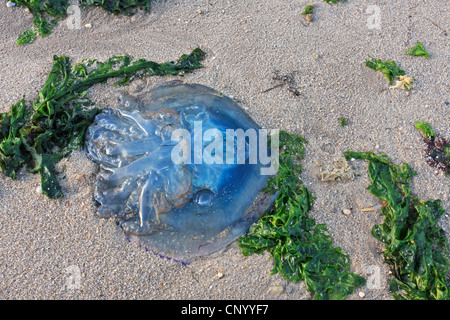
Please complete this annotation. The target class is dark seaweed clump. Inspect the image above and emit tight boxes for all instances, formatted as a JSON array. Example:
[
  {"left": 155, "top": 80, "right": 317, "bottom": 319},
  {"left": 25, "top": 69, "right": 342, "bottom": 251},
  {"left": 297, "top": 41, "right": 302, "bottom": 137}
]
[{"left": 415, "top": 121, "right": 450, "bottom": 176}]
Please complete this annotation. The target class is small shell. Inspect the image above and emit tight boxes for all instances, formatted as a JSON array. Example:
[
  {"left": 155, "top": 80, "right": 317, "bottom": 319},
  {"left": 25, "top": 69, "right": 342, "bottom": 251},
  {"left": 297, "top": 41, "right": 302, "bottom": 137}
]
[
  {"left": 304, "top": 13, "right": 314, "bottom": 23},
  {"left": 7, "top": 1, "right": 16, "bottom": 7},
  {"left": 269, "top": 285, "right": 285, "bottom": 294}
]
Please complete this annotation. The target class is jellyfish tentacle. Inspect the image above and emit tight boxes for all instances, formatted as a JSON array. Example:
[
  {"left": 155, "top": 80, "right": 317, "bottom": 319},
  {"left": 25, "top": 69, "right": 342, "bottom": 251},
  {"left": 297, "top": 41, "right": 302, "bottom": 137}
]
[
  {"left": 139, "top": 174, "right": 158, "bottom": 226},
  {"left": 117, "top": 109, "right": 158, "bottom": 137},
  {"left": 95, "top": 176, "right": 139, "bottom": 218},
  {"left": 104, "top": 145, "right": 172, "bottom": 182},
  {"left": 121, "top": 172, "right": 161, "bottom": 235},
  {"left": 96, "top": 112, "right": 142, "bottom": 138},
  {"left": 104, "top": 138, "right": 161, "bottom": 157}
]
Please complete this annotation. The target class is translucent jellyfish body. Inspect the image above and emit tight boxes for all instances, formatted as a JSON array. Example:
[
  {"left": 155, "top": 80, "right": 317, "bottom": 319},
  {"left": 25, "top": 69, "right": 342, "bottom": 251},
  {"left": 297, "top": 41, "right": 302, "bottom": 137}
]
[{"left": 85, "top": 81, "right": 275, "bottom": 260}]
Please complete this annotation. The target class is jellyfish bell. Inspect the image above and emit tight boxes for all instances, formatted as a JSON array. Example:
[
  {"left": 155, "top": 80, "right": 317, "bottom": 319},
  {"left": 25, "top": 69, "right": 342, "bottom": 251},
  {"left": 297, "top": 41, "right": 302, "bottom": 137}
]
[{"left": 85, "top": 81, "right": 277, "bottom": 260}]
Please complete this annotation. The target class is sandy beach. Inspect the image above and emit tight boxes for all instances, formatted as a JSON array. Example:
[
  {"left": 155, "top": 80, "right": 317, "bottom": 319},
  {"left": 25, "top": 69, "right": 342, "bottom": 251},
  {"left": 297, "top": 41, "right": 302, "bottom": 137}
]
[{"left": 0, "top": 0, "right": 448, "bottom": 300}]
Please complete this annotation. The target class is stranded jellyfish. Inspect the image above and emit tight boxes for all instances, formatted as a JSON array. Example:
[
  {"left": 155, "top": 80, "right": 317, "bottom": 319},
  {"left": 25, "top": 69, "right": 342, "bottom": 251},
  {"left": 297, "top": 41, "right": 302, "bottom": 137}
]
[{"left": 85, "top": 81, "right": 277, "bottom": 260}]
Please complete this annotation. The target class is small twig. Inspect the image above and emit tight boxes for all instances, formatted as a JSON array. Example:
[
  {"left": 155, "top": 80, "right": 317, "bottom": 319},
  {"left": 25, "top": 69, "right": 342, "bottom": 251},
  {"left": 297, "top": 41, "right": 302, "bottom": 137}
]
[
  {"left": 358, "top": 201, "right": 388, "bottom": 212},
  {"left": 261, "top": 71, "right": 301, "bottom": 96},
  {"left": 261, "top": 81, "right": 286, "bottom": 94},
  {"left": 424, "top": 17, "right": 447, "bottom": 36},
  {"left": 191, "top": 271, "right": 200, "bottom": 284}
]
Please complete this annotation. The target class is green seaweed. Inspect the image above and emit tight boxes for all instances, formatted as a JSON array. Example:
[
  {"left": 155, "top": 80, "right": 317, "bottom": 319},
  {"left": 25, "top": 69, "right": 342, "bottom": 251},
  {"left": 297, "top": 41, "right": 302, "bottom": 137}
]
[
  {"left": 406, "top": 42, "right": 430, "bottom": 58},
  {"left": 11, "top": 0, "right": 69, "bottom": 45},
  {"left": 80, "top": 0, "right": 152, "bottom": 15},
  {"left": 301, "top": 5, "right": 314, "bottom": 15},
  {"left": 16, "top": 29, "right": 38, "bottom": 46},
  {"left": 339, "top": 117, "right": 347, "bottom": 127},
  {"left": 324, "top": 0, "right": 347, "bottom": 4},
  {"left": 239, "top": 131, "right": 366, "bottom": 300},
  {"left": 365, "top": 57, "right": 405, "bottom": 84},
  {"left": 415, "top": 121, "right": 435, "bottom": 140},
  {"left": 9, "top": 0, "right": 152, "bottom": 45},
  {"left": 0, "top": 48, "right": 206, "bottom": 198},
  {"left": 344, "top": 151, "right": 450, "bottom": 300}
]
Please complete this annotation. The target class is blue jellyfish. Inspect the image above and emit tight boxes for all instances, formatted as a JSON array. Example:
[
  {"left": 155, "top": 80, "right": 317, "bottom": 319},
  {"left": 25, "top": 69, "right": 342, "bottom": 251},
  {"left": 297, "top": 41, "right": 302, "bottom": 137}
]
[{"left": 85, "top": 81, "right": 276, "bottom": 260}]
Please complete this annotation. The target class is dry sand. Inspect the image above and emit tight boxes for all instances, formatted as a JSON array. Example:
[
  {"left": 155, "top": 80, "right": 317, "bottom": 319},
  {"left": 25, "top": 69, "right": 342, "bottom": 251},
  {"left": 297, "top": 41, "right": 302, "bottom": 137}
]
[{"left": 0, "top": 0, "right": 449, "bottom": 300}]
